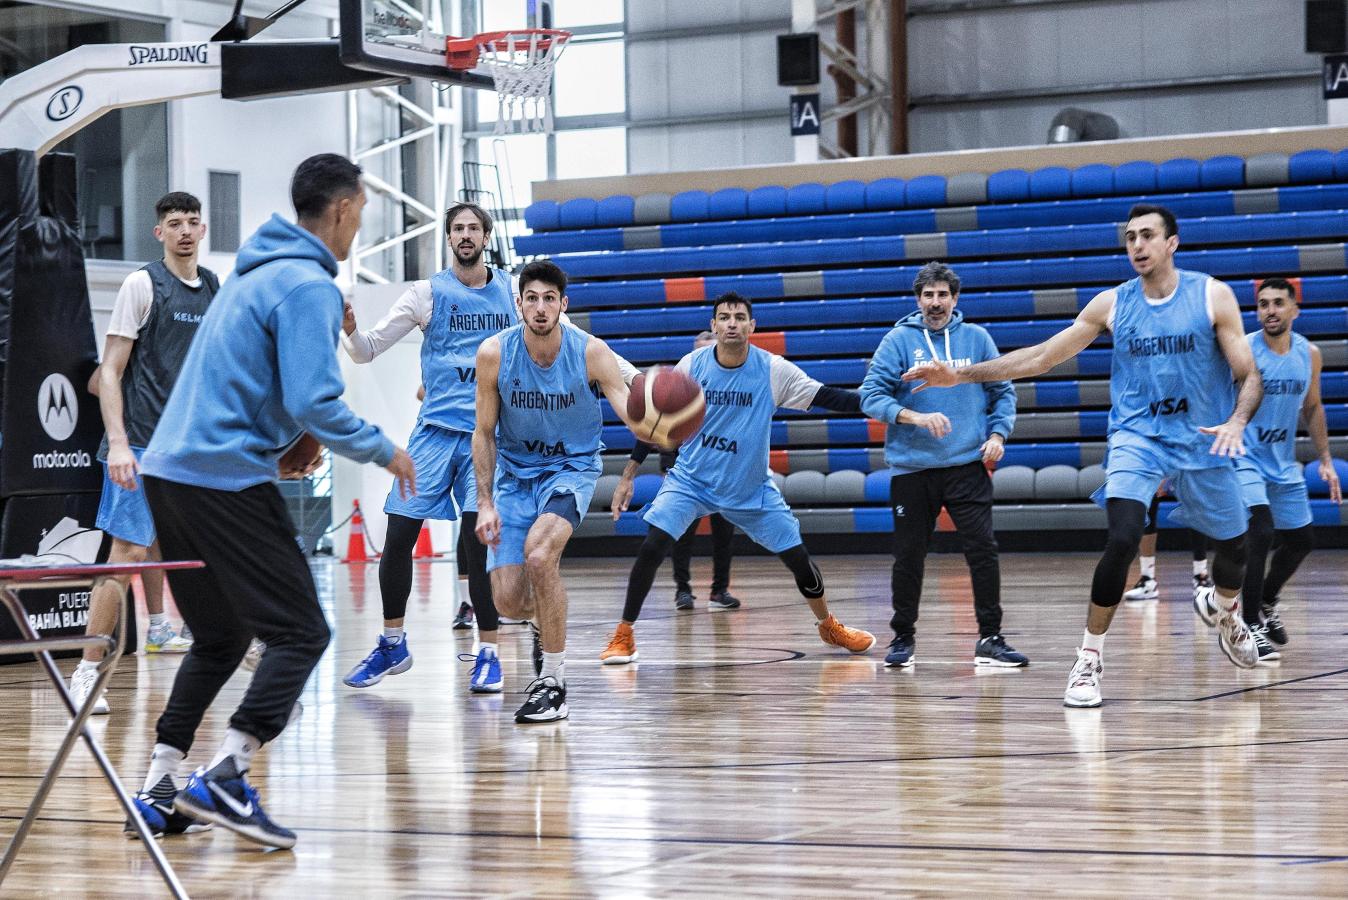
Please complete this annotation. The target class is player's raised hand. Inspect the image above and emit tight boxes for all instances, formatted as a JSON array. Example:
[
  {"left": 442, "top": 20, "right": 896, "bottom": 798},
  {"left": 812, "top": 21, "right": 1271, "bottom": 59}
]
[
  {"left": 342, "top": 301, "right": 357, "bottom": 336},
  {"left": 902, "top": 360, "right": 958, "bottom": 391},
  {"left": 1320, "top": 457, "right": 1342, "bottom": 504},
  {"left": 610, "top": 475, "right": 635, "bottom": 521},
  {"left": 475, "top": 505, "right": 502, "bottom": 548},
  {"left": 1198, "top": 421, "right": 1246, "bottom": 457},
  {"left": 915, "top": 411, "right": 952, "bottom": 439},
  {"left": 385, "top": 446, "right": 417, "bottom": 498}
]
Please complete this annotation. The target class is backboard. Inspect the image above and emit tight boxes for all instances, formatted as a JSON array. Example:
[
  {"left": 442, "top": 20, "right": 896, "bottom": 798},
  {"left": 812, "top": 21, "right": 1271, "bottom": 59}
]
[{"left": 338, "top": 0, "right": 493, "bottom": 87}]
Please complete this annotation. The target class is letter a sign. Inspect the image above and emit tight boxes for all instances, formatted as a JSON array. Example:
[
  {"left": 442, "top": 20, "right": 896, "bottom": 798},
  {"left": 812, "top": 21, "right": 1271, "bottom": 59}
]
[
  {"left": 1324, "top": 54, "right": 1348, "bottom": 99},
  {"left": 790, "top": 93, "right": 821, "bottom": 136}
]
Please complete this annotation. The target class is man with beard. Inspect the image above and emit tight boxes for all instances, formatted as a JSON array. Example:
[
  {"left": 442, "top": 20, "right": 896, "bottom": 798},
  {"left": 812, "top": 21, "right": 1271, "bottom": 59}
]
[
  {"left": 342, "top": 203, "right": 513, "bottom": 694},
  {"left": 473, "top": 259, "right": 645, "bottom": 723},
  {"left": 1236, "top": 277, "right": 1340, "bottom": 662}
]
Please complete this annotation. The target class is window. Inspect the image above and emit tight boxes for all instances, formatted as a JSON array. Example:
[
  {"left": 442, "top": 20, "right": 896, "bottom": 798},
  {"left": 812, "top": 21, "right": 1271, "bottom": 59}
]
[{"left": 208, "top": 172, "right": 241, "bottom": 253}]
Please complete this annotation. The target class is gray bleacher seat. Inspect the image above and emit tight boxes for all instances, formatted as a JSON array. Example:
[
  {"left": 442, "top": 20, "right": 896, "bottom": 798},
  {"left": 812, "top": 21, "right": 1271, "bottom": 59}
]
[
  {"left": 783, "top": 470, "right": 827, "bottom": 504},
  {"left": 633, "top": 193, "right": 672, "bottom": 225},
  {"left": 992, "top": 465, "right": 1035, "bottom": 500},
  {"left": 1244, "top": 153, "right": 1290, "bottom": 188},
  {"left": 1077, "top": 464, "right": 1106, "bottom": 498},
  {"left": 592, "top": 474, "right": 620, "bottom": 510},
  {"left": 824, "top": 470, "right": 866, "bottom": 504},
  {"left": 771, "top": 471, "right": 785, "bottom": 492},
  {"left": 1034, "top": 464, "right": 1082, "bottom": 500},
  {"left": 946, "top": 171, "right": 988, "bottom": 205}
]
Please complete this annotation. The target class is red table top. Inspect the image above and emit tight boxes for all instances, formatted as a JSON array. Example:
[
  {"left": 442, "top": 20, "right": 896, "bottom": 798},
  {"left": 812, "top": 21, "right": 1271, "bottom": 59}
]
[{"left": 0, "top": 560, "right": 204, "bottom": 583}]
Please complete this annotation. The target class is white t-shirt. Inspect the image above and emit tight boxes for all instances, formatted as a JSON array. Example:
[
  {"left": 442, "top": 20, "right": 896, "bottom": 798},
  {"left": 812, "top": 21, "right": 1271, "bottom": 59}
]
[
  {"left": 106, "top": 269, "right": 203, "bottom": 340},
  {"left": 675, "top": 347, "right": 822, "bottom": 410}
]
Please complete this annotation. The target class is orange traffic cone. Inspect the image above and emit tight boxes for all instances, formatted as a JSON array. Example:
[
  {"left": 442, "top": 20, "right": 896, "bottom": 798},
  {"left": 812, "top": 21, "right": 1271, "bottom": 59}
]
[
  {"left": 343, "top": 500, "right": 369, "bottom": 563},
  {"left": 412, "top": 521, "right": 435, "bottom": 558}
]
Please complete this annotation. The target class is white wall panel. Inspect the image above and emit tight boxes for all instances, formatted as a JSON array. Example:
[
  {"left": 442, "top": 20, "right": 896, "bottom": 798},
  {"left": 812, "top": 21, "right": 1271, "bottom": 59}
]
[{"left": 627, "top": 0, "right": 788, "bottom": 34}]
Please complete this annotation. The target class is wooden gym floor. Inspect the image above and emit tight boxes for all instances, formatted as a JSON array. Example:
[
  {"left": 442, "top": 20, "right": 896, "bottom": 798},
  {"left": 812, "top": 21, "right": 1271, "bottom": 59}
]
[{"left": 2, "top": 550, "right": 1346, "bottom": 897}]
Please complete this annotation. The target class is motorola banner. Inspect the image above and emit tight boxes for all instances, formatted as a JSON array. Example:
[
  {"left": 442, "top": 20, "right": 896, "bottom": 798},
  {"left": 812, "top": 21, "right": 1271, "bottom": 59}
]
[{"left": 0, "top": 150, "right": 102, "bottom": 496}]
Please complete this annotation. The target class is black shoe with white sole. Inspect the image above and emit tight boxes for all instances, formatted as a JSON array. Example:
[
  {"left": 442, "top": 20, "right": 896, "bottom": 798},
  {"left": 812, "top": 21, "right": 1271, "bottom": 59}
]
[
  {"left": 1260, "top": 602, "right": 1288, "bottom": 646},
  {"left": 515, "top": 677, "right": 568, "bottom": 723},
  {"left": 974, "top": 634, "right": 1029, "bottom": 667}
]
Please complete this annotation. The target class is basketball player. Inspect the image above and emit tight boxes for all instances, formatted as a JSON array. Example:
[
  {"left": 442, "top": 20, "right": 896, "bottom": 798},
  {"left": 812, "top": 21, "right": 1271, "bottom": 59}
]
[
  {"left": 600, "top": 292, "right": 876, "bottom": 665},
  {"left": 341, "top": 202, "right": 512, "bottom": 695},
  {"left": 131, "top": 154, "right": 415, "bottom": 847},
  {"left": 613, "top": 331, "right": 740, "bottom": 612},
  {"left": 69, "top": 192, "right": 216, "bottom": 716},
  {"left": 473, "top": 259, "right": 641, "bottom": 723},
  {"left": 1238, "top": 277, "right": 1340, "bottom": 661},
  {"left": 904, "top": 204, "right": 1262, "bottom": 707},
  {"left": 1122, "top": 486, "right": 1211, "bottom": 602}
]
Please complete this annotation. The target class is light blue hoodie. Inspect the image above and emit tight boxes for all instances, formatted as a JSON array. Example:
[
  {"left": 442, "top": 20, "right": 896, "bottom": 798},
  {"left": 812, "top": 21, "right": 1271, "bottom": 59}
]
[
  {"left": 141, "top": 214, "right": 395, "bottom": 490},
  {"left": 860, "top": 309, "right": 1015, "bottom": 474}
]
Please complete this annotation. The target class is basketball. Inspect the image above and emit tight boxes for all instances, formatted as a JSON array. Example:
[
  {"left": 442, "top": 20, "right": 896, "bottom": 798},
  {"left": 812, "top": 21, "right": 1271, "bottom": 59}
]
[
  {"left": 278, "top": 432, "right": 324, "bottom": 479},
  {"left": 627, "top": 366, "right": 705, "bottom": 449}
]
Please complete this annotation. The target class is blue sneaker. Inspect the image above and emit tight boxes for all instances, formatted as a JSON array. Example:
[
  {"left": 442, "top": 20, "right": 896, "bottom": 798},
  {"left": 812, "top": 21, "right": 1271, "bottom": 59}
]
[
  {"left": 884, "top": 635, "right": 916, "bottom": 668},
  {"left": 463, "top": 648, "right": 503, "bottom": 693},
  {"left": 123, "top": 776, "right": 213, "bottom": 840},
  {"left": 173, "top": 759, "right": 296, "bottom": 849},
  {"left": 343, "top": 634, "right": 412, "bottom": 688}
]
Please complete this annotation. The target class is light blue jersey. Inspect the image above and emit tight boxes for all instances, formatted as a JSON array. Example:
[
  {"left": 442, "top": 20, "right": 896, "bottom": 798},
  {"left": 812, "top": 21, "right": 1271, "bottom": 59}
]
[
  {"left": 495, "top": 323, "right": 602, "bottom": 478},
  {"left": 1239, "top": 331, "right": 1311, "bottom": 485},
  {"left": 420, "top": 267, "right": 515, "bottom": 432},
  {"left": 1108, "top": 270, "right": 1234, "bottom": 469}
]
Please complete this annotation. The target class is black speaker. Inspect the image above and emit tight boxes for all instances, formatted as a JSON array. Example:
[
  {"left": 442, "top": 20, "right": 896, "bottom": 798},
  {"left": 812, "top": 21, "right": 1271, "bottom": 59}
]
[
  {"left": 1307, "top": 0, "right": 1348, "bottom": 54},
  {"left": 777, "top": 33, "right": 820, "bottom": 86}
]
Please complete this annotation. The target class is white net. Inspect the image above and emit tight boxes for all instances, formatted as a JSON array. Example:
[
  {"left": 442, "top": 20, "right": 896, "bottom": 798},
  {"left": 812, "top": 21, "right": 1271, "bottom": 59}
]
[{"left": 476, "top": 30, "right": 569, "bottom": 134}]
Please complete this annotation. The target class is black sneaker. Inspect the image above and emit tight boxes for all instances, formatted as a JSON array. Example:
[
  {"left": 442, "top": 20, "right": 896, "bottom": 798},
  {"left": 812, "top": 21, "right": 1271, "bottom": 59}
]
[
  {"left": 1251, "top": 623, "right": 1281, "bottom": 664},
  {"left": 528, "top": 621, "right": 543, "bottom": 677},
  {"left": 515, "top": 676, "right": 568, "bottom": 723},
  {"left": 708, "top": 591, "right": 741, "bottom": 611},
  {"left": 974, "top": 634, "right": 1029, "bottom": 667},
  {"left": 674, "top": 590, "right": 696, "bottom": 610},
  {"left": 451, "top": 601, "right": 475, "bottom": 630},
  {"left": 123, "top": 775, "right": 212, "bottom": 840},
  {"left": 884, "top": 635, "right": 916, "bottom": 668},
  {"left": 1260, "top": 602, "right": 1288, "bottom": 645}
]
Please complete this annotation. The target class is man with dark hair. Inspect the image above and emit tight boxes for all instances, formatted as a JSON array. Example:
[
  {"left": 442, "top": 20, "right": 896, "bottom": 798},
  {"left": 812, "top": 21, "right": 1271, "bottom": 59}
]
[
  {"left": 129, "top": 153, "right": 416, "bottom": 848},
  {"left": 473, "top": 259, "right": 643, "bottom": 723},
  {"left": 599, "top": 292, "right": 876, "bottom": 666},
  {"left": 612, "top": 330, "right": 739, "bottom": 611},
  {"left": 906, "top": 203, "right": 1262, "bottom": 707},
  {"left": 860, "top": 261, "right": 1026, "bottom": 669},
  {"left": 1238, "top": 277, "right": 1340, "bottom": 661},
  {"left": 70, "top": 191, "right": 216, "bottom": 716},
  {"left": 341, "top": 199, "right": 515, "bottom": 695}
]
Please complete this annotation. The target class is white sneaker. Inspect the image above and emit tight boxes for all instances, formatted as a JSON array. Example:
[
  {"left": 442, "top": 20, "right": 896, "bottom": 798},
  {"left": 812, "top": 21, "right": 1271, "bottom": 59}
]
[
  {"left": 1192, "top": 584, "right": 1220, "bottom": 628},
  {"left": 1063, "top": 648, "right": 1103, "bottom": 708},
  {"left": 1124, "top": 575, "right": 1158, "bottom": 602},
  {"left": 241, "top": 638, "right": 266, "bottom": 673},
  {"left": 1217, "top": 611, "right": 1258, "bottom": 669},
  {"left": 69, "top": 665, "right": 110, "bottom": 715}
]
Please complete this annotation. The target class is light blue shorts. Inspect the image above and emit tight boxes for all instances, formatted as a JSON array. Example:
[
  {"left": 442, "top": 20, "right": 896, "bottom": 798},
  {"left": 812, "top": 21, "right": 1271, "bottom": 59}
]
[
  {"left": 1238, "top": 469, "right": 1313, "bottom": 531},
  {"left": 644, "top": 476, "right": 801, "bottom": 554},
  {"left": 1095, "top": 435, "right": 1247, "bottom": 541},
  {"left": 486, "top": 466, "right": 598, "bottom": 571},
  {"left": 95, "top": 447, "right": 155, "bottom": 547},
  {"left": 384, "top": 422, "right": 476, "bottom": 521}
]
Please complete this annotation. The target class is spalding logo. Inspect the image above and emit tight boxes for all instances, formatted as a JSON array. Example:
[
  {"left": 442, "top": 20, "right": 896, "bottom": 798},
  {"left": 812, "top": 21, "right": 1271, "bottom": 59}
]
[
  {"left": 45, "top": 86, "right": 83, "bottom": 122},
  {"left": 37, "top": 373, "right": 78, "bottom": 441}
]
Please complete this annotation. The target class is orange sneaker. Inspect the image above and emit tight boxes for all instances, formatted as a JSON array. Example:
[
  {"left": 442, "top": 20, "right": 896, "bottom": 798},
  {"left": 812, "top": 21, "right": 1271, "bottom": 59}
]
[
  {"left": 817, "top": 615, "right": 875, "bottom": 654},
  {"left": 599, "top": 622, "right": 639, "bottom": 665}
]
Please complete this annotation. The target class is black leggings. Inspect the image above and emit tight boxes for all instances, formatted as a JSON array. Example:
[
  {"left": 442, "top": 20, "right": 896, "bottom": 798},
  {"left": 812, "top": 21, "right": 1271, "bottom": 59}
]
[
  {"left": 1241, "top": 505, "right": 1314, "bottom": 623},
  {"left": 1092, "top": 498, "right": 1245, "bottom": 608},
  {"left": 380, "top": 512, "right": 497, "bottom": 631},
  {"left": 1144, "top": 493, "right": 1209, "bottom": 560}
]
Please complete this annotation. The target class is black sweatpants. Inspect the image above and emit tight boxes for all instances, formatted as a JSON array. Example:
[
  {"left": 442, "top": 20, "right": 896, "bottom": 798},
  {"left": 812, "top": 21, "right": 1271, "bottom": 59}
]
[
  {"left": 671, "top": 513, "right": 734, "bottom": 594},
  {"left": 889, "top": 461, "right": 1002, "bottom": 639},
  {"left": 145, "top": 476, "right": 331, "bottom": 753}
]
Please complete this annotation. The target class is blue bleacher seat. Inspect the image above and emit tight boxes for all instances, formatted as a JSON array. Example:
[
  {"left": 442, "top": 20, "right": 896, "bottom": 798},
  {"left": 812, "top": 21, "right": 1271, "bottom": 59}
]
[
  {"left": 1200, "top": 155, "right": 1244, "bottom": 189},
  {"left": 906, "top": 174, "right": 947, "bottom": 208},
  {"left": 748, "top": 185, "right": 788, "bottom": 217},
  {"left": 1028, "top": 167, "right": 1071, "bottom": 200},
  {"left": 987, "top": 169, "right": 1030, "bottom": 203},
  {"left": 863, "top": 177, "right": 905, "bottom": 210},
  {"left": 670, "top": 190, "right": 709, "bottom": 221},
  {"left": 1336, "top": 149, "right": 1348, "bottom": 181},
  {"left": 1157, "top": 158, "right": 1201, "bottom": 192},
  {"left": 524, "top": 200, "right": 560, "bottom": 231},
  {"left": 1289, "top": 149, "right": 1336, "bottom": 184},
  {"left": 1114, "top": 160, "right": 1157, "bottom": 194},
  {"left": 558, "top": 197, "right": 597, "bottom": 229},
  {"left": 787, "top": 183, "right": 828, "bottom": 215},
  {"left": 1071, "top": 164, "right": 1114, "bottom": 197},
  {"left": 825, "top": 180, "right": 867, "bottom": 213},
  {"left": 708, "top": 188, "right": 748, "bottom": 219},
  {"left": 595, "top": 195, "right": 634, "bottom": 227},
  {"left": 1305, "top": 459, "right": 1348, "bottom": 496},
  {"left": 863, "top": 470, "right": 890, "bottom": 502}
]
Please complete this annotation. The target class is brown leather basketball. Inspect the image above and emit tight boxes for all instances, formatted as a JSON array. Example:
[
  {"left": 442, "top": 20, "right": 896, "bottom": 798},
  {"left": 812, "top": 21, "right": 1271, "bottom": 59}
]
[
  {"left": 278, "top": 433, "right": 324, "bottom": 479},
  {"left": 627, "top": 366, "right": 706, "bottom": 449}
]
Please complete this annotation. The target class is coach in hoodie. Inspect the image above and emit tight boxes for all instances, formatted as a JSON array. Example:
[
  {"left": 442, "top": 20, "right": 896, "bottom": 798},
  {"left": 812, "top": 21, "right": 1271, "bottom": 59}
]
[
  {"left": 860, "top": 261, "right": 1027, "bottom": 670},
  {"left": 133, "top": 154, "right": 416, "bottom": 850}
]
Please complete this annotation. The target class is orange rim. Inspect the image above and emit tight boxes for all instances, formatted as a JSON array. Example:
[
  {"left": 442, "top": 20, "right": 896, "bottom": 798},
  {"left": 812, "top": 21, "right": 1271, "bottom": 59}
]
[{"left": 444, "top": 28, "right": 571, "bottom": 70}]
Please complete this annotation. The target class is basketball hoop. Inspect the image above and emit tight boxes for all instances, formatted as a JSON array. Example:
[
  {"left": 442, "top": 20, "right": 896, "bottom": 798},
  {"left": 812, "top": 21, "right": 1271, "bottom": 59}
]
[{"left": 445, "top": 29, "right": 570, "bottom": 134}]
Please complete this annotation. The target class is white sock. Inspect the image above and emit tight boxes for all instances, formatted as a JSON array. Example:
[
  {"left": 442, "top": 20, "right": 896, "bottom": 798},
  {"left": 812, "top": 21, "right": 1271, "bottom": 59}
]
[
  {"left": 383, "top": 626, "right": 404, "bottom": 643},
  {"left": 208, "top": 728, "right": 262, "bottom": 773},
  {"left": 542, "top": 651, "right": 565, "bottom": 684},
  {"left": 1139, "top": 556, "right": 1155, "bottom": 579},
  {"left": 1082, "top": 630, "right": 1105, "bottom": 654},
  {"left": 148, "top": 613, "right": 168, "bottom": 628},
  {"left": 479, "top": 642, "right": 498, "bottom": 658},
  {"left": 1193, "top": 559, "right": 1208, "bottom": 577},
  {"left": 143, "top": 744, "right": 185, "bottom": 794},
  {"left": 76, "top": 658, "right": 98, "bottom": 673}
]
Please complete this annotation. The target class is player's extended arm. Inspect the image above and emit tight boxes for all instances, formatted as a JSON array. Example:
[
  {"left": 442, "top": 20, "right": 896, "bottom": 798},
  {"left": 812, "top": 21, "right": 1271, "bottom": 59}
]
[
  {"left": 588, "top": 337, "right": 643, "bottom": 432},
  {"left": 1199, "top": 281, "right": 1263, "bottom": 457},
  {"left": 1303, "top": 343, "right": 1340, "bottom": 503},
  {"left": 98, "top": 336, "right": 139, "bottom": 490},
  {"left": 904, "top": 289, "right": 1114, "bottom": 389},
  {"left": 472, "top": 337, "right": 503, "bottom": 547},
  {"left": 341, "top": 284, "right": 423, "bottom": 363}
]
